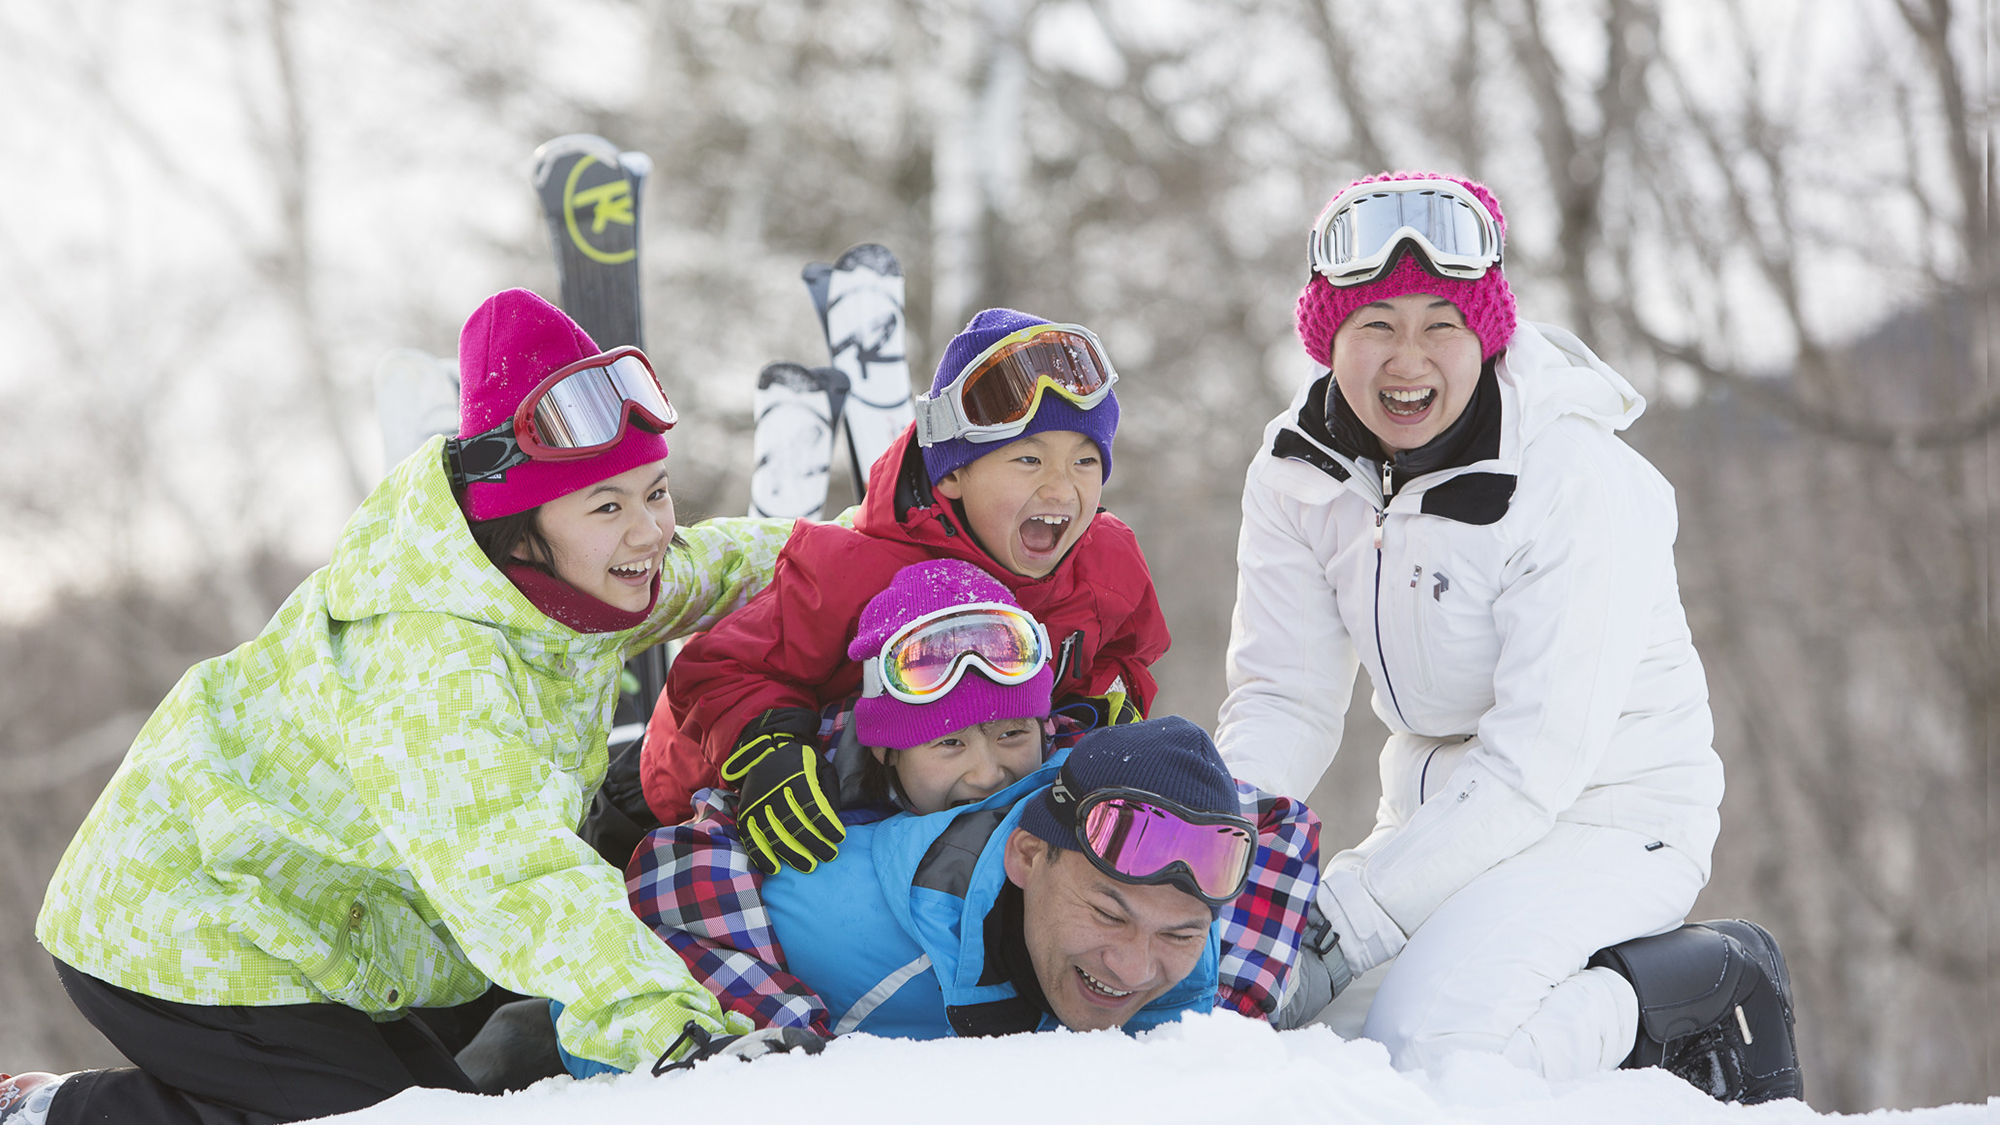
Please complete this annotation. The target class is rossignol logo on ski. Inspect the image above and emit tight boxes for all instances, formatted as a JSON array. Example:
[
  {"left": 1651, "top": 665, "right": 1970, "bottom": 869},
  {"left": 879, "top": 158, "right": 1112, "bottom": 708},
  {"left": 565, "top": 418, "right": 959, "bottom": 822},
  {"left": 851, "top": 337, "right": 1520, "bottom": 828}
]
[{"left": 563, "top": 156, "right": 636, "bottom": 265}]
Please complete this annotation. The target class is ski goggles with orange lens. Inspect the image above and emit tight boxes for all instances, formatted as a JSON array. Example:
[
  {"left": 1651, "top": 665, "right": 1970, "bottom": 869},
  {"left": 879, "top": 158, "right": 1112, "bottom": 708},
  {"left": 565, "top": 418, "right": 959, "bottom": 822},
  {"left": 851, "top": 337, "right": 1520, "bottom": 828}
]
[
  {"left": 914, "top": 323, "right": 1119, "bottom": 447},
  {"left": 1308, "top": 179, "right": 1502, "bottom": 287},
  {"left": 861, "top": 602, "right": 1053, "bottom": 704},
  {"left": 447, "top": 347, "right": 677, "bottom": 486},
  {"left": 1044, "top": 767, "right": 1256, "bottom": 907}
]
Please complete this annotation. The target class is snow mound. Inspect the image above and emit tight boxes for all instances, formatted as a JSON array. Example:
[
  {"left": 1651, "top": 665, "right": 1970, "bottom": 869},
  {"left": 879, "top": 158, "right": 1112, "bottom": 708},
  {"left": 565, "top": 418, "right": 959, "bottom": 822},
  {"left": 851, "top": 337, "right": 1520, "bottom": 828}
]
[{"left": 322, "top": 1011, "right": 1990, "bottom": 1124}]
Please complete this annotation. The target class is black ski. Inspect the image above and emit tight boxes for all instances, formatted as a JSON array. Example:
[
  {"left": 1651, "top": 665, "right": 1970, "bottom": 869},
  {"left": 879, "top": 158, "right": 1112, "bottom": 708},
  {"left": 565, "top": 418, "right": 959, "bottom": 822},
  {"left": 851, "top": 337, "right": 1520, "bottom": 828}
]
[
  {"left": 532, "top": 134, "right": 660, "bottom": 742},
  {"left": 532, "top": 134, "right": 653, "bottom": 352}
]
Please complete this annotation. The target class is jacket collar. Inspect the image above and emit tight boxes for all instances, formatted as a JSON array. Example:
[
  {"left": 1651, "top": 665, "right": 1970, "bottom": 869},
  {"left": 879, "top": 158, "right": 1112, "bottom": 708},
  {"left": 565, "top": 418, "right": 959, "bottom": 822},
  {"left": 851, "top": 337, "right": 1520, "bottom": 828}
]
[{"left": 1272, "top": 361, "right": 1517, "bottom": 526}]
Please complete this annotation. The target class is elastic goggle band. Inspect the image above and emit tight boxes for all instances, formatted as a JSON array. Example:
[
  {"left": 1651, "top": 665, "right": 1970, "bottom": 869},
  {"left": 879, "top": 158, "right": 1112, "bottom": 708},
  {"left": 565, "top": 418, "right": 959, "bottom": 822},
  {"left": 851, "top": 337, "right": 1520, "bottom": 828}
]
[
  {"left": 860, "top": 602, "right": 1052, "bottom": 704},
  {"left": 447, "top": 347, "right": 676, "bottom": 487},
  {"left": 1045, "top": 767, "right": 1255, "bottom": 906},
  {"left": 1308, "top": 179, "right": 1502, "bottom": 287},
  {"left": 914, "top": 323, "right": 1118, "bottom": 447}
]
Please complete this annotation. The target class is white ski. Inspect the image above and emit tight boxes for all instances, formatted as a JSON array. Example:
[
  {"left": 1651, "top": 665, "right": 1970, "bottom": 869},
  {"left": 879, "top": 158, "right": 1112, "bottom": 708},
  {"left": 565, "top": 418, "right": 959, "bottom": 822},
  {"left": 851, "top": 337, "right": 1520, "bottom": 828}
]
[
  {"left": 801, "top": 244, "right": 913, "bottom": 496},
  {"left": 749, "top": 363, "right": 850, "bottom": 519}
]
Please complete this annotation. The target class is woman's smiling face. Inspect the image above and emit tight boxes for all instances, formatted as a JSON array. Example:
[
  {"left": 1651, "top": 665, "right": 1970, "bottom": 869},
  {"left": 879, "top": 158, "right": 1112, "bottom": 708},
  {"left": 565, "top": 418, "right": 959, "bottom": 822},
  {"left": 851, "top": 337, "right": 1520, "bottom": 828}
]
[
  {"left": 524, "top": 459, "right": 675, "bottom": 611},
  {"left": 1330, "top": 293, "right": 1483, "bottom": 453}
]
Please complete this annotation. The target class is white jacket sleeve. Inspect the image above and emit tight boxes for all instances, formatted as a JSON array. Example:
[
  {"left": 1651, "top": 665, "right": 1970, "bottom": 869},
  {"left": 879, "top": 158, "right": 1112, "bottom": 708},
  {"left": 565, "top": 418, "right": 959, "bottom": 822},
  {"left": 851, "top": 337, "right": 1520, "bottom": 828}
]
[
  {"left": 1217, "top": 458, "right": 1361, "bottom": 800},
  {"left": 1355, "top": 434, "right": 1677, "bottom": 935}
]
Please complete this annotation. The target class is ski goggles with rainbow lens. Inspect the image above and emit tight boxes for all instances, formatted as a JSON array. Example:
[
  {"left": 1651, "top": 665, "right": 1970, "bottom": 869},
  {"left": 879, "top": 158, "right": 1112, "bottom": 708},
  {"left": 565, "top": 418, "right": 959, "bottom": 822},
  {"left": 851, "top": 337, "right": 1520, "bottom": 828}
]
[
  {"left": 1307, "top": 179, "right": 1502, "bottom": 287},
  {"left": 914, "top": 323, "right": 1118, "bottom": 447},
  {"left": 1044, "top": 766, "right": 1256, "bottom": 907},
  {"left": 447, "top": 347, "right": 677, "bottom": 487},
  {"left": 860, "top": 602, "right": 1053, "bottom": 704}
]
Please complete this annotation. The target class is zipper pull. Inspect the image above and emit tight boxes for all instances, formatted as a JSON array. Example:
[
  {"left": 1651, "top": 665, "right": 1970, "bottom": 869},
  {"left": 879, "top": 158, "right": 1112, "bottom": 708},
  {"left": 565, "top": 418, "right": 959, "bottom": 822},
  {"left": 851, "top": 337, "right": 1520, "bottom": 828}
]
[
  {"left": 1411, "top": 565, "right": 1422, "bottom": 588},
  {"left": 1375, "top": 460, "right": 1394, "bottom": 550}
]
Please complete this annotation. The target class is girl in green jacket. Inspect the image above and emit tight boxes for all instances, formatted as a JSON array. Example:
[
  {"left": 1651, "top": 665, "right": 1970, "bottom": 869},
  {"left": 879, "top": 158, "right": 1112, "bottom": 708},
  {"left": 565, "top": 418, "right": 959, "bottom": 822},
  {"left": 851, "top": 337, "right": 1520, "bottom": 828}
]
[{"left": 10, "top": 289, "right": 794, "bottom": 1124}]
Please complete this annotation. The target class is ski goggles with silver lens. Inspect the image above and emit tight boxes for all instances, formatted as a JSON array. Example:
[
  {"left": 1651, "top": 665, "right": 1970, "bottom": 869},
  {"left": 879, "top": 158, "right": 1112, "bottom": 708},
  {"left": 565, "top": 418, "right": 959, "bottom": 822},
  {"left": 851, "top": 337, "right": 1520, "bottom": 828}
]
[
  {"left": 1043, "top": 766, "right": 1256, "bottom": 907},
  {"left": 447, "top": 346, "right": 677, "bottom": 486},
  {"left": 1307, "top": 179, "right": 1502, "bottom": 287},
  {"left": 861, "top": 602, "right": 1053, "bottom": 704},
  {"left": 914, "top": 323, "right": 1119, "bottom": 447}
]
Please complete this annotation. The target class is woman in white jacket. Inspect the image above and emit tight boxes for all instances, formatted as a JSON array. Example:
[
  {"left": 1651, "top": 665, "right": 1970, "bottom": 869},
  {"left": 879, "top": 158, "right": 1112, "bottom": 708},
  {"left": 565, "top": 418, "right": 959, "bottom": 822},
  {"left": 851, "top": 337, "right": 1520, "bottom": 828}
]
[{"left": 1219, "top": 172, "right": 1800, "bottom": 1102}]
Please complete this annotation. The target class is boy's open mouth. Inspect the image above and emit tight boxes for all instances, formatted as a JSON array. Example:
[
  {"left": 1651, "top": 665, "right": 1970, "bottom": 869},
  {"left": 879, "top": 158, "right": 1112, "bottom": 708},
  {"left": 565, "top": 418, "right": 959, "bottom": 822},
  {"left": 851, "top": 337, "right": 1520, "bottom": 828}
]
[
  {"left": 1380, "top": 387, "right": 1436, "bottom": 417},
  {"left": 1018, "top": 514, "right": 1071, "bottom": 554}
]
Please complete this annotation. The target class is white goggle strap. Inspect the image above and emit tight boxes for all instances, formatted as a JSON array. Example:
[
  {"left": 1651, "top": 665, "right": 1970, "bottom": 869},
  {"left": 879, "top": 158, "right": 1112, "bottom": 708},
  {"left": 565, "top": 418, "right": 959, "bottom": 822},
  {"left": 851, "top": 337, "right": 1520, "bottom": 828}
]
[
  {"left": 914, "top": 393, "right": 969, "bottom": 447},
  {"left": 861, "top": 657, "right": 886, "bottom": 699}
]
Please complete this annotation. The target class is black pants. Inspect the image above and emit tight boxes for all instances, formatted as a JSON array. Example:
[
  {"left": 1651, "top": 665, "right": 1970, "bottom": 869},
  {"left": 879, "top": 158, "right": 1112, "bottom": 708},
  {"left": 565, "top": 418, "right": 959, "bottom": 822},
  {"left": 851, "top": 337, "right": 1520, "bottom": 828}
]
[{"left": 49, "top": 959, "right": 482, "bottom": 1125}]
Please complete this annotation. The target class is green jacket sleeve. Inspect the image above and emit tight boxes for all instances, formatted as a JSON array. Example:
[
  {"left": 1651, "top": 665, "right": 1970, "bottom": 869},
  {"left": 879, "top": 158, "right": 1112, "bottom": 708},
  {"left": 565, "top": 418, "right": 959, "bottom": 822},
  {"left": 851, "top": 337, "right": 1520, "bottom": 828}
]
[
  {"left": 341, "top": 615, "right": 749, "bottom": 1072},
  {"left": 629, "top": 516, "right": 797, "bottom": 655}
]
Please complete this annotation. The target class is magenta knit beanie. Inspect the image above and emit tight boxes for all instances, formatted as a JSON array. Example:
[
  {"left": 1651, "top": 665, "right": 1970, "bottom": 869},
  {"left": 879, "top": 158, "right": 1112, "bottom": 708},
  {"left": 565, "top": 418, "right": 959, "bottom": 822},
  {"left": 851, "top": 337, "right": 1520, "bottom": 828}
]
[
  {"left": 457, "top": 288, "right": 671, "bottom": 520},
  {"left": 920, "top": 308, "right": 1119, "bottom": 485},
  {"left": 847, "top": 560, "right": 1055, "bottom": 750},
  {"left": 1295, "top": 172, "right": 1518, "bottom": 365}
]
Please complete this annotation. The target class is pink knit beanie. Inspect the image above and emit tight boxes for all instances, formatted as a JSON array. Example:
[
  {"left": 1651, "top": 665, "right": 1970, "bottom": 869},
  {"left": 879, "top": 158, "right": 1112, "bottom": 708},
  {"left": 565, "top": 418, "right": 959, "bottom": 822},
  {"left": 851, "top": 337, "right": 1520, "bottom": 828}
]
[
  {"left": 457, "top": 288, "right": 670, "bottom": 521},
  {"left": 848, "top": 560, "right": 1055, "bottom": 750},
  {"left": 1295, "top": 172, "right": 1518, "bottom": 365}
]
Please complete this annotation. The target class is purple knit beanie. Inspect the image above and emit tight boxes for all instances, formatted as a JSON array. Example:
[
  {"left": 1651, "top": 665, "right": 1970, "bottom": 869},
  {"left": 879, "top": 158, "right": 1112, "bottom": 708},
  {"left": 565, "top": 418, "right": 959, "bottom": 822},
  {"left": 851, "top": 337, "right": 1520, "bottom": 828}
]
[
  {"left": 847, "top": 559, "right": 1055, "bottom": 750},
  {"left": 457, "top": 288, "right": 671, "bottom": 520},
  {"left": 919, "top": 308, "right": 1119, "bottom": 485},
  {"left": 1295, "top": 172, "right": 1518, "bottom": 365},
  {"left": 1016, "top": 715, "right": 1239, "bottom": 853}
]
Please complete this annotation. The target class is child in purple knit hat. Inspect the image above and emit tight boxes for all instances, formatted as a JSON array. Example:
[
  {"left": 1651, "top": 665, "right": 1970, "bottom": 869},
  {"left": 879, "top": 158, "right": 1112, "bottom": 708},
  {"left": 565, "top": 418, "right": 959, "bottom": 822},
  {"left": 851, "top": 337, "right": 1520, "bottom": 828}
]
[{"left": 846, "top": 559, "right": 1056, "bottom": 812}]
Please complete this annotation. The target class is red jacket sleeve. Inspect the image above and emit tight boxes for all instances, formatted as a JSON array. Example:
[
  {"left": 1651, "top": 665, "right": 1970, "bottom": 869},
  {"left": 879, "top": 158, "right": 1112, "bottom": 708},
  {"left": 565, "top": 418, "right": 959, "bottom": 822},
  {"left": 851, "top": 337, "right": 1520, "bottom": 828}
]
[
  {"left": 641, "top": 528, "right": 881, "bottom": 823},
  {"left": 1073, "top": 515, "right": 1171, "bottom": 715}
]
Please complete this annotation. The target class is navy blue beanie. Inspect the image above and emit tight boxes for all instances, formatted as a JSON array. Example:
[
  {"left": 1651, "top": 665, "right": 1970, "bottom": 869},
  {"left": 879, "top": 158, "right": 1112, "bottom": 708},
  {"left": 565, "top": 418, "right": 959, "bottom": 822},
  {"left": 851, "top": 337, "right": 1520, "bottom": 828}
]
[
  {"left": 1017, "top": 716, "right": 1238, "bottom": 854},
  {"left": 919, "top": 308, "right": 1120, "bottom": 485}
]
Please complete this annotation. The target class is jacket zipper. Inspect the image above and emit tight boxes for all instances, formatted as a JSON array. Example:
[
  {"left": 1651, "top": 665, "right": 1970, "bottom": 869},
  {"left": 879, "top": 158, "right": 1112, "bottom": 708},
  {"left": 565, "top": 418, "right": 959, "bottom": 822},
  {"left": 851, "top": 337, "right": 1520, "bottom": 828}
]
[{"left": 1372, "top": 460, "right": 1409, "bottom": 727}]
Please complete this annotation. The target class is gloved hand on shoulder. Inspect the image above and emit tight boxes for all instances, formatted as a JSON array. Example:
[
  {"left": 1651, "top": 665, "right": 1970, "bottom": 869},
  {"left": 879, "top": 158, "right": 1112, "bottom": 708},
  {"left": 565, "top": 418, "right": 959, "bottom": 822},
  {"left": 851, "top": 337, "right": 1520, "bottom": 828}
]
[
  {"left": 721, "top": 708, "right": 844, "bottom": 875},
  {"left": 653, "top": 1022, "right": 830, "bottom": 1075},
  {"left": 1053, "top": 687, "right": 1143, "bottom": 730}
]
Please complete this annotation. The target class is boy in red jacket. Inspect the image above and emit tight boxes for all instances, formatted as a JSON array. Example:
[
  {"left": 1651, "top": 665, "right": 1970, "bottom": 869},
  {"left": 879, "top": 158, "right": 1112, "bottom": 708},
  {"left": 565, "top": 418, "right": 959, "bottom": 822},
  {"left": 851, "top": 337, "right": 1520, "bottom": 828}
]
[{"left": 640, "top": 308, "right": 1169, "bottom": 873}]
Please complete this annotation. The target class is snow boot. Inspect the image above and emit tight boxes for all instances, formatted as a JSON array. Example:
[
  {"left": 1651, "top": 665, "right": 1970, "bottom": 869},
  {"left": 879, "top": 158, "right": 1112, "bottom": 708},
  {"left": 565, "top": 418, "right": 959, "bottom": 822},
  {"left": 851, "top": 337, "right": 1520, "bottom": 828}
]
[
  {"left": 1589, "top": 919, "right": 1803, "bottom": 1104},
  {"left": 0, "top": 1072, "right": 70, "bottom": 1125}
]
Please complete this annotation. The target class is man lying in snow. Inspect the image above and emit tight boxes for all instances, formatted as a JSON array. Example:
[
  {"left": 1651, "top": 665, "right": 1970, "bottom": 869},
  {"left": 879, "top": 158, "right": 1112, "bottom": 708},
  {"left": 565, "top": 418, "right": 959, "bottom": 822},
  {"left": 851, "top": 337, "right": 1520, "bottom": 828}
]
[{"left": 571, "top": 716, "right": 1267, "bottom": 1071}]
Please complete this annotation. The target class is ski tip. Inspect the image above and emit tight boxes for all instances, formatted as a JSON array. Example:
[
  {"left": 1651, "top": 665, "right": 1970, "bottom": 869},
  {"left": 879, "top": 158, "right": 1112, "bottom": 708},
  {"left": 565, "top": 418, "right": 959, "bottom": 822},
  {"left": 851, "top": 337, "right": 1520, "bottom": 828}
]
[
  {"left": 801, "top": 261, "right": 833, "bottom": 286},
  {"left": 835, "top": 243, "right": 901, "bottom": 276},
  {"left": 809, "top": 365, "right": 851, "bottom": 394},
  {"left": 530, "top": 133, "right": 622, "bottom": 185},
  {"left": 617, "top": 151, "right": 654, "bottom": 180},
  {"left": 757, "top": 362, "right": 822, "bottom": 392}
]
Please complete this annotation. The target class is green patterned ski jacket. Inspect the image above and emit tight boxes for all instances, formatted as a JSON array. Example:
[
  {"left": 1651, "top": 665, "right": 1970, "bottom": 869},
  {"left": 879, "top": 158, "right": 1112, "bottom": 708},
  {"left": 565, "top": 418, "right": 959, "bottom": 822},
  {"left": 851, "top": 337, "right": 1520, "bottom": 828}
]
[{"left": 37, "top": 438, "right": 793, "bottom": 1073}]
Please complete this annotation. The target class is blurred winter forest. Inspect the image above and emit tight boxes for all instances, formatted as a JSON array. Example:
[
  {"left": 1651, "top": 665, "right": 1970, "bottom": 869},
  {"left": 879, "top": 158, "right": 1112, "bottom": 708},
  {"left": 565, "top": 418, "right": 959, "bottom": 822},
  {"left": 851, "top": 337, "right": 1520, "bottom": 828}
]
[{"left": 0, "top": 0, "right": 1990, "bottom": 1111}]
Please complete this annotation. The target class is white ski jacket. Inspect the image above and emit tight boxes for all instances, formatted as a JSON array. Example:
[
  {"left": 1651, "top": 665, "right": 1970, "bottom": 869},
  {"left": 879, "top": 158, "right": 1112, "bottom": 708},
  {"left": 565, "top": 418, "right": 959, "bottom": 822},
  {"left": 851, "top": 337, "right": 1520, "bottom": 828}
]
[{"left": 1217, "top": 321, "right": 1721, "bottom": 967}]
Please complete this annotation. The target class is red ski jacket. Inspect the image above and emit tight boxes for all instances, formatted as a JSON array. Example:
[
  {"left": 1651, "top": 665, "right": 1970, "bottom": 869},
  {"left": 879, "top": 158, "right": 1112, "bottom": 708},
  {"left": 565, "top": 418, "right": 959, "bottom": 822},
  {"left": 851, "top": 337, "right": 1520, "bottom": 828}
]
[{"left": 640, "top": 426, "right": 1171, "bottom": 823}]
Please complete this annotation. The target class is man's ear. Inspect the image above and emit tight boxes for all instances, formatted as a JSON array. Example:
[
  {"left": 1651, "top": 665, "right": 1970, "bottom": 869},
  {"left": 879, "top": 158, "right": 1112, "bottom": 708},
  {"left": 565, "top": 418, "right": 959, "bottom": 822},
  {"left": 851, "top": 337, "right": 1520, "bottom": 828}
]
[
  {"left": 1002, "top": 828, "right": 1046, "bottom": 888},
  {"left": 934, "top": 468, "right": 966, "bottom": 500}
]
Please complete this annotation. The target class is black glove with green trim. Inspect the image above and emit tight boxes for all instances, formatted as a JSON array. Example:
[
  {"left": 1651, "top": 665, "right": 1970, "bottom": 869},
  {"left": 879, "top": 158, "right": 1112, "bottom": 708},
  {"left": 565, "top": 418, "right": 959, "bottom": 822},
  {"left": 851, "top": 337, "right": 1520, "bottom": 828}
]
[
  {"left": 1054, "top": 687, "right": 1143, "bottom": 731},
  {"left": 721, "top": 708, "right": 844, "bottom": 875}
]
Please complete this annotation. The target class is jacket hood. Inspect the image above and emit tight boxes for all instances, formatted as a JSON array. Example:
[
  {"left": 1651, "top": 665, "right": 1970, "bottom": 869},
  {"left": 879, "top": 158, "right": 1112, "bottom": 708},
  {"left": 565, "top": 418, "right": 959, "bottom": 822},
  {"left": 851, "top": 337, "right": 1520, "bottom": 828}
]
[
  {"left": 323, "top": 436, "right": 556, "bottom": 635},
  {"left": 1500, "top": 320, "right": 1645, "bottom": 443}
]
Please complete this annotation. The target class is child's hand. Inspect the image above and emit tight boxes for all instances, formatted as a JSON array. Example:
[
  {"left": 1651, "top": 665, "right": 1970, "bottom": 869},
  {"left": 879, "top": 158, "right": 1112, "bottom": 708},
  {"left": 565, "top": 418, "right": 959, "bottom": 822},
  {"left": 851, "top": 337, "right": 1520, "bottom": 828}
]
[
  {"left": 1053, "top": 688, "right": 1143, "bottom": 731},
  {"left": 721, "top": 709, "right": 845, "bottom": 874}
]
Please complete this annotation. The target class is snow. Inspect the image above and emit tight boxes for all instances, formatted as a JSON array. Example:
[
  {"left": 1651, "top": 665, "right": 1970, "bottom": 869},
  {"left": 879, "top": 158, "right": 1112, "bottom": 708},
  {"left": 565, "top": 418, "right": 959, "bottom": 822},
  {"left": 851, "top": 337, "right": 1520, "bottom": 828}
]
[{"left": 320, "top": 1011, "right": 1990, "bottom": 1125}]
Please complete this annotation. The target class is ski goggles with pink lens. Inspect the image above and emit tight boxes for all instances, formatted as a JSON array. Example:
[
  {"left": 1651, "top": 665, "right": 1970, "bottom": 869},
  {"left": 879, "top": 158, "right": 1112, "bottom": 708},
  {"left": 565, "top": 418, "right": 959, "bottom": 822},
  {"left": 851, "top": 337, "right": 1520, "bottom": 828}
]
[
  {"left": 447, "top": 347, "right": 677, "bottom": 486},
  {"left": 1308, "top": 179, "right": 1502, "bottom": 287},
  {"left": 1043, "top": 766, "right": 1256, "bottom": 907},
  {"left": 861, "top": 603, "right": 1052, "bottom": 704},
  {"left": 914, "top": 323, "right": 1119, "bottom": 447}
]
